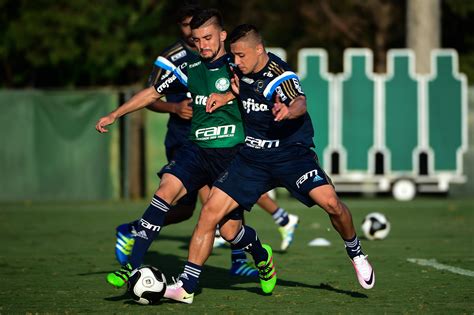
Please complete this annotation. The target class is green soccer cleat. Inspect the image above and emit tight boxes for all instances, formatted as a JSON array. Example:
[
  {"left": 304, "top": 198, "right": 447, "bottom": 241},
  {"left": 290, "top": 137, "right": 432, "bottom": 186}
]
[
  {"left": 257, "top": 244, "right": 277, "bottom": 294},
  {"left": 106, "top": 263, "right": 133, "bottom": 288}
]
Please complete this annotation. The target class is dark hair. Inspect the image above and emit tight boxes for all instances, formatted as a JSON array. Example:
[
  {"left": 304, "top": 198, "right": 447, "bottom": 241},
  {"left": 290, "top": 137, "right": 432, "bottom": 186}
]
[
  {"left": 190, "top": 8, "right": 223, "bottom": 30},
  {"left": 229, "top": 24, "right": 262, "bottom": 44},
  {"left": 176, "top": 3, "right": 202, "bottom": 23}
]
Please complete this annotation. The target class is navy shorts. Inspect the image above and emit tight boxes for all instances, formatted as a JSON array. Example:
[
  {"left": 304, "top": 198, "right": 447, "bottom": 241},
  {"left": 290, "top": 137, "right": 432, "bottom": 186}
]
[
  {"left": 214, "top": 146, "right": 331, "bottom": 210},
  {"left": 159, "top": 142, "right": 242, "bottom": 197},
  {"left": 163, "top": 142, "right": 198, "bottom": 206}
]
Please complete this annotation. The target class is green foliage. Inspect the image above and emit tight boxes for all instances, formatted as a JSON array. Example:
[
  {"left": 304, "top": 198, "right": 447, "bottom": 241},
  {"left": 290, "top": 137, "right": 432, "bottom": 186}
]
[
  {"left": 0, "top": 0, "right": 472, "bottom": 86},
  {"left": 0, "top": 0, "right": 173, "bottom": 87},
  {"left": 444, "top": 0, "right": 474, "bottom": 80}
]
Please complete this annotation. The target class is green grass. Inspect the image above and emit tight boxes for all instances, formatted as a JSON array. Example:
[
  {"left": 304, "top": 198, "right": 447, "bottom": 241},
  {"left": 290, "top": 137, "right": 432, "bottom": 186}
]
[{"left": 1, "top": 197, "right": 473, "bottom": 314}]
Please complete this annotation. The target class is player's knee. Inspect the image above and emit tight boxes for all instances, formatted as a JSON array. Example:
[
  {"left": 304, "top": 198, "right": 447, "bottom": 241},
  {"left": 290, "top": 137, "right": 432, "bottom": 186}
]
[{"left": 323, "top": 196, "right": 344, "bottom": 217}]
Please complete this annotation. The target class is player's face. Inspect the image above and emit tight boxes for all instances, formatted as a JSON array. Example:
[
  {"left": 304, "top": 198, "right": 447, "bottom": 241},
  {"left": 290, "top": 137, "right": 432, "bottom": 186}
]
[
  {"left": 179, "top": 16, "right": 194, "bottom": 46},
  {"left": 192, "top": 24, "right": 226, "bottom": 61},
  {"left": 230, "top": 40, "right": 260, "bottom": 75}
]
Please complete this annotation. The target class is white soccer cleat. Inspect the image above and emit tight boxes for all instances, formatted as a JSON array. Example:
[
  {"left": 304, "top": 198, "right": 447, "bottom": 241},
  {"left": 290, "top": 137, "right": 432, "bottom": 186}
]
[
  {"left": 351, "top": 254, "right": 375, "bottom": 289},
  {"left": 278, "top": 214, "right": 299, "bottom": 251},
  {"left": 164, "top": 279, "right": 194, "bottom": 304}
]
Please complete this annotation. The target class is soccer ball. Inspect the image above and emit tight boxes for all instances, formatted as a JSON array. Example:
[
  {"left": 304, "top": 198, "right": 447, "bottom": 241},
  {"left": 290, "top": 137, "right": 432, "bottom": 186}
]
[
  {"left": 127, "top": 265, "right": 167, "bottom": 305},
  {"left": 361, "top": 212, "right": 391, "bottom": 240}
]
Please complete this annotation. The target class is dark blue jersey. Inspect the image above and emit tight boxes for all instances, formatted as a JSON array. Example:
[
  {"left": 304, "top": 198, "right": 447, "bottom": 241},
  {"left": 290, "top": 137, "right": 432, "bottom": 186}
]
[
  {"left": 147, "top": 40, "right": 199, "bottom": 155},
  {"left": 234, "top": 53, "right": 315, "bottom": 160}
]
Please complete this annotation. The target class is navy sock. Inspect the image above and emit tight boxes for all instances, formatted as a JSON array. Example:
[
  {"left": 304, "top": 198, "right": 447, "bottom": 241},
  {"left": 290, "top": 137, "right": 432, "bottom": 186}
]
[
  {"left": 229, "top": 225, "right": 268, "bottom": 264},
  {"left": 344, "top": 235, "right": 364, "bottom": 259},
  {"left": 179, "top": 262, "right": 202, "bottom": 293},
  {"left": 272, "top": 207, "right": 289, "bottom": 227},
  {"left": 129, "top": 195, "right": 170, "bottom": 268}
]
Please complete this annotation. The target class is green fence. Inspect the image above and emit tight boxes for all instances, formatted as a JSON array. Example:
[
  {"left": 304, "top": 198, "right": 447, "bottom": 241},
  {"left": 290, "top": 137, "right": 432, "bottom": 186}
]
[
  {"left": 0, "top": 90, "right": 120, "bottom": 201},
  {"left": 299, "top": 48, "right": 468, "bottom": 199}
]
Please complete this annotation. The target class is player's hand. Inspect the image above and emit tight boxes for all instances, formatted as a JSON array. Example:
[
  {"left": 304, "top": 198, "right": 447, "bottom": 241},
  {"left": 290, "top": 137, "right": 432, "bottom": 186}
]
[
  {"left": 175, "top": 98, "right": 193, "bottom": 120},
  {"left": 230, "top": 70, "right": 240, "bottom": 95},
  {"left": 95, "top": 113, "right": 117, "bottom": 133},
  {"left": 272, "top": 95, "right": 290, "bottom": 121},
  {"left": 206, "top": 92, "right": 232, "bottom": 113}
]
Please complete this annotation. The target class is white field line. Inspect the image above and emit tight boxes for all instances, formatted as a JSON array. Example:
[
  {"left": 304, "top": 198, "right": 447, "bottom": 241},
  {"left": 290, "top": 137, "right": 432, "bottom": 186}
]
[{"left": 407, "top": 258, "right": 474, "bottom": 277}]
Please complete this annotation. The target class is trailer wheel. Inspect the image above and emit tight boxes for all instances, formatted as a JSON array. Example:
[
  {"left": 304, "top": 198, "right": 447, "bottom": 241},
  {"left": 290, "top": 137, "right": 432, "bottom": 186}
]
[{"left": 392, "top": 179, "right": 416, "bottom": 201}]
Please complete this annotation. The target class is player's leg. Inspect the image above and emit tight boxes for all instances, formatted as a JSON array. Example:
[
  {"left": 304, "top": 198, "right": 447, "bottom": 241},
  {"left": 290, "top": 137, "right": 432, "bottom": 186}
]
[
  {"left": 114, "top": 192, "right": 196, "bottom": 266},
  {"left": 197, "top": 185, "right": 257, "bottom": 276},
  {"left": 164, "top": 188, "right": 276, "bottom": 303},
  {"left": 218, "top": 212, "right": 276, "bottom": 294},
  {"left": 217, "top": 209, "right": 257, "bottom": 278},
  {"left": 113, "top": 144, "right": 204, "bottom": 265},
  {"left": 163, "top": 192, "right": 198, "bottom": 226},
  {"left": 309, "top": 185, "right": 374, "bottom": 289},
  {"left": 198, "top": 185, "right": 226, "bottom": 248},
  {"left": 107, "top": 173, "right": 187, "bottom": 288},
  {"left": 278, "top": 147, "right": 374, "bottom": 289},
  {"left": 256, "top": 192, "right": 300, "bottom": 251}
]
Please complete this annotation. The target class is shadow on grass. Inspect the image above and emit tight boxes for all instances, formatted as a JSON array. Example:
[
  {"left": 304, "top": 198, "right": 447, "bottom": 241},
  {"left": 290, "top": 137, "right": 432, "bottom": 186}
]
[
  {"left": 98, "top": 250, "right": 366, "bottom": 302},
  {"left": 90, "top": 232, "right": 367, "bottom": 303}
]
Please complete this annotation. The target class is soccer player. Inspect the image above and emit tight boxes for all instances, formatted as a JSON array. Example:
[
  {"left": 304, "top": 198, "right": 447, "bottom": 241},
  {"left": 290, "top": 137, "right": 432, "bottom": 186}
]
[
  {"left": 95, "top": 9, "right": 277, "bottom": 295},
  {"left": 165, "top": 24, "right": 375, "bottom": 304},
  {"left": 113, "top": 5, "right": 298, "bottom": 271}
]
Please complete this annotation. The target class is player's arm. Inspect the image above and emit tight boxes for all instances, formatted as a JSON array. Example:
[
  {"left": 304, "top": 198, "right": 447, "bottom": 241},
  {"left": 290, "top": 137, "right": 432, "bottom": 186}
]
[
  {"left": 146, "top": 58, "right": 193, "bottom": 120},
  {"left": 147, "top": 99, "right": 193, "bottom": 120},
  {"left": 96, "top": 87, "right": 163, "bottom": 133},
  {"left": 269, "top": 72, "right": 307, "bottom": 121},
  {"left": 205, "top": 91, "right": 235, "bottom": 113},
  {"left": 272, "top": 95, "right": 307, "bottom": 121}
]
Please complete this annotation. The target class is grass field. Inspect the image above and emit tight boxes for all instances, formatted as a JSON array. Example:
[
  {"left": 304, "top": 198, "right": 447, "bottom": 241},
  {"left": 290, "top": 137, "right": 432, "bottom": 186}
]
[{"left": 1, "top": 196, "right": 473, "bottom": 314}]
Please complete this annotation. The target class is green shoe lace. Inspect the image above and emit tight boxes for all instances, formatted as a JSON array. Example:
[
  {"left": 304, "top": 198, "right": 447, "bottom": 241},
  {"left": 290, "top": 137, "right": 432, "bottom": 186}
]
[
  {"left": 257, "top": 244, "right": 277, "bottom": 294},
  {"left": 106, "top": 263, "right": 133, "bottom": 288}
]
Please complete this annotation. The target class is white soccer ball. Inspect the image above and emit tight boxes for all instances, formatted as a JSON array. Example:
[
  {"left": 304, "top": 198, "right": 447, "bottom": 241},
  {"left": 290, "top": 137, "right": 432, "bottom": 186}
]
[
  {"left": 127, "top": 265, "right": 167, "bottom": 305},
  {"left": 361, "top": 212, "right": 391, "bottom": 240}
]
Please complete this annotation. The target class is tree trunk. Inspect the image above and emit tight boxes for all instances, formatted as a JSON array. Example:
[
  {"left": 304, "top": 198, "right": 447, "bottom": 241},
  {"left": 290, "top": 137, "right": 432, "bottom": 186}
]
[{"left": 406, "top": 0, "right": 441, "bottom": 74}]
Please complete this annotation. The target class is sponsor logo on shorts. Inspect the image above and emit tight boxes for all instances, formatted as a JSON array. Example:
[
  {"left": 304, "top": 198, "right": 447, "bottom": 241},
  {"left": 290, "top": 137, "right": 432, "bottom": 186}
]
[
  {"left": 217, "top": 171, "right": 229, "bottom": 183},
  {"left": 245, "top": 136, "right": 279, "bottom": 149},
  {"left": 242, "top": 98, "right": 269, "bottom": 114},
  {"left": 296, "top": 169, "right": 319, "bottom": 188},
  {"left": 195, "top": 125, "right": 236, "bottom": 141}
]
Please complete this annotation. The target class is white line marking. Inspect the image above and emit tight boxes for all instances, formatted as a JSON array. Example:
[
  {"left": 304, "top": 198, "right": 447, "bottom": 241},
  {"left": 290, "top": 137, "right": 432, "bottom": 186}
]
[{"left": 407, "top": 258, "right": 474, "bottom": 277}]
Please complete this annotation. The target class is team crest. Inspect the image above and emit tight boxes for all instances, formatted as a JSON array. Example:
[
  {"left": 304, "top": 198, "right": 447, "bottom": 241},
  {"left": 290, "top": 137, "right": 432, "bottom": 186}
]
[
  {"left": 254, "top": 80, "right": 265, "bottom": 93},
  {"left": 215, "top": 77, "right": 230, "bottom": 91}
]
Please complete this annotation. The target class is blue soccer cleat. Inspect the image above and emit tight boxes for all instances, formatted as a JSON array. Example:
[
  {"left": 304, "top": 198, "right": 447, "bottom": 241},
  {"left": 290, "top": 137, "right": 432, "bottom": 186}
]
[
  {"left": 115, "top": 223, "right": 135, "bottom": 265},
  {"left": 229, "top": 259, "right": 259, "bottom": 277}
]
